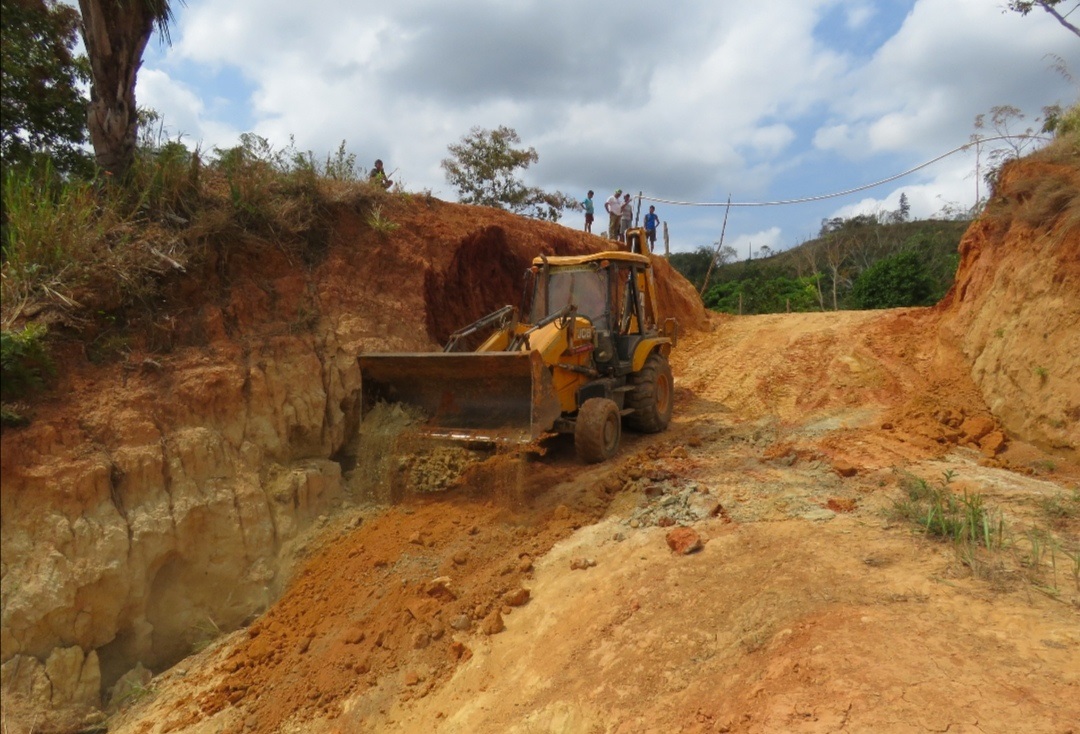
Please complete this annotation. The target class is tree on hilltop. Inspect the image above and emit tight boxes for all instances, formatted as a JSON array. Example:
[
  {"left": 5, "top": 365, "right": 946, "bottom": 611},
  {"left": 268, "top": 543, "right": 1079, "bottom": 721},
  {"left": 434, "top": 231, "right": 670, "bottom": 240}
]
[
  {"left": 1006, "top": 1, "right": 1080, "bottom": 37},
  {"left": 441, "top": 126, "right": 576, "bottom": 221},
  {"left": 77, "top": 0, "right": 179, "bottom": 178}
]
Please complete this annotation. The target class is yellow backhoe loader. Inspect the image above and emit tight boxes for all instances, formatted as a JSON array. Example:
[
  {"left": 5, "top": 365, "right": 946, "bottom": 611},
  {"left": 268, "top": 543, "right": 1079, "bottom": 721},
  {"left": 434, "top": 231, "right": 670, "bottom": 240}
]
[{"left": 358, "top": 250, "right": 678, "bottom": 462}]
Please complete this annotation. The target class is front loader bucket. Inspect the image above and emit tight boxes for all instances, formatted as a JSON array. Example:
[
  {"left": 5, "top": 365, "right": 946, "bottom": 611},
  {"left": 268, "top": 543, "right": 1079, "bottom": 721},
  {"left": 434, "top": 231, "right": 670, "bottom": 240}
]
[{"left": 358, "top": 351, "right": 562, "bottom": 443}]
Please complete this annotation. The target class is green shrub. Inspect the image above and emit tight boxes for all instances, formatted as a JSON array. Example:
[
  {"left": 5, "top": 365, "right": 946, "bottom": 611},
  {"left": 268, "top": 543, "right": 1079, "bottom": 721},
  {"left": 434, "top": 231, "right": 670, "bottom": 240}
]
[
  {"left": 850, "top": 250, "right": 934, "bottom": 309},
  {"left": 0, "top": 323, "right": 53, "bottom": 400},
  {"left": 705, "top": 272, "right": 820, "bottom": 314}
]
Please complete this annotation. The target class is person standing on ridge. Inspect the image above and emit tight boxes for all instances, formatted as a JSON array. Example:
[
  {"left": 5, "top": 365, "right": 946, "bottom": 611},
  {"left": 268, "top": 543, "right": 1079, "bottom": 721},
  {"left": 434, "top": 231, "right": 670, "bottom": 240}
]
[
  {"left": 370, "top": 159, "right": 393, "bottom": 189},
  {"left": 620, "top": 193, "right": 633, "bottom": 244},
  {"left": 605, "top": 189, "right": 623, "bottom": 240},
  {"left": 643, "top": 205, "right": 660, "bottom": 253},
  {"left": 582, "top": 190, "right": 595, "bottom": 233}
]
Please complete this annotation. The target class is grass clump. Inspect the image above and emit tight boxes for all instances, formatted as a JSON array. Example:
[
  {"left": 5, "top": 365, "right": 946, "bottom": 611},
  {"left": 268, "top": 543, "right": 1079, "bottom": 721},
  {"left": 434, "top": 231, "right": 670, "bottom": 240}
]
[
  {"left": 1040, "top": 488, "right": 1079, "bottom": 523},
  {"left": 890, "top": 471, "right": 1003, "bottom": 550},
  {"left": 366, "top": 204, "right": 399, "bottom": 233},
  {"left": 889, "top": 471, "right": 1079, "bottom": 597}
]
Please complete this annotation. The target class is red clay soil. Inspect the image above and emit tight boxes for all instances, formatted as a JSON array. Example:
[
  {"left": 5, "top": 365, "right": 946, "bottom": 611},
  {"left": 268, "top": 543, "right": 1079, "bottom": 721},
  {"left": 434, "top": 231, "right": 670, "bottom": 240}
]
[
  {"left": 9, "top": 157, "right": 1080, "bottom": 734},
  {"left": 149, "top": 454, "right": 634, "bottom": 734}
]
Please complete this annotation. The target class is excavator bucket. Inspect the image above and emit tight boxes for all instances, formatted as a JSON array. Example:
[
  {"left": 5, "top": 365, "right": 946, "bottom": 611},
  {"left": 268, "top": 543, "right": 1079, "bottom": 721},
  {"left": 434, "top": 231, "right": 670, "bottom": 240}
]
[{"left": 358, "top": 350, "right": 562, "bottom": 443}]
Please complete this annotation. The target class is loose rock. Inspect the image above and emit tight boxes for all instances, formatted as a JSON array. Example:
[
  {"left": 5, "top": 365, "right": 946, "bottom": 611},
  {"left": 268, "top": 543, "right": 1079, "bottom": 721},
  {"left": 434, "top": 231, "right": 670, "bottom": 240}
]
[{"left": 665, "top": 527, "right": 703, "bottom": 555}]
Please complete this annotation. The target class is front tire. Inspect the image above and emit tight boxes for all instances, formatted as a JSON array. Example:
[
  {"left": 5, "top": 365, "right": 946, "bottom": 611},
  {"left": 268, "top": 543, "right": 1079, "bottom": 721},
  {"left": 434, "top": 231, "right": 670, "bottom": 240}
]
[
  {"left": 626, "top": 352, "right": 673, "bottom": 433},
  {"left": 575, "top": 398, "right": 622, "bottom": 464}
]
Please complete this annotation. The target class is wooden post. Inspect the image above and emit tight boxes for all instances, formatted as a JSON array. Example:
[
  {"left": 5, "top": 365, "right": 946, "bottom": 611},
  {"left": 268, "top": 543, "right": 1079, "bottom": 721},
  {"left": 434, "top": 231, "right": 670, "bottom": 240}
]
[
  {"left": 663, "top": 222, "right": 669, "bottom": 258},
  {"left": 698, "top": 194, "right": 732, "bottom": 298}
]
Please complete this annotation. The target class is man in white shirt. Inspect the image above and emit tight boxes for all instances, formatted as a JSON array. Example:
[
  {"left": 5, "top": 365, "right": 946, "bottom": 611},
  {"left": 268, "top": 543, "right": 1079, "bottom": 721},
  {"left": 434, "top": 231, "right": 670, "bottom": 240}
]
[{"left": 605, "top": 189, "right": 623, "bottom": 240}]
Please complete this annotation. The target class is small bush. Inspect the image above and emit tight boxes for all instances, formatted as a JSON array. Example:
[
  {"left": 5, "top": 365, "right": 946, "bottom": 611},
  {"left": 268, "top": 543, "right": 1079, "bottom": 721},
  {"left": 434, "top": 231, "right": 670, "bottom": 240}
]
[
  {"left": 850, "top": 250, "right": 934, "bottom": 309},
  {"left": 0, "top": 323, "right": 53, "bottom": 400},
  {"left": 1041, "top": 489, "right": 1079, "bottom": 522},
  {"left": 366, "top": 204, "right": 399, "bottom": 233}
]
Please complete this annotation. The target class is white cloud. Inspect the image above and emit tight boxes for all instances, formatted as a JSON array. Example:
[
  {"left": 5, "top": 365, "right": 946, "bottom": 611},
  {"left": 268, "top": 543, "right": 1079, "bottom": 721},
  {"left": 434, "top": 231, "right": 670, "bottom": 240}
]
[
  {"left": 136, "top": 0, "right": 1076, "bottom": 253},
  {"left": 137, "top": 69, "right": 240, "bottom": 150},
  {"left": 730, "top": 228, "right": 783, "bottom": 258}
]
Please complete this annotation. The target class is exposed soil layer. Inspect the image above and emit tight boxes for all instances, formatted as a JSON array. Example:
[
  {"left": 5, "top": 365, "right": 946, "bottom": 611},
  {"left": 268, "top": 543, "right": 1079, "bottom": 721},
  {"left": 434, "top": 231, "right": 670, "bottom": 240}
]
[{"left": 4, "top": 158, "right": 1080, "bottom": 734}]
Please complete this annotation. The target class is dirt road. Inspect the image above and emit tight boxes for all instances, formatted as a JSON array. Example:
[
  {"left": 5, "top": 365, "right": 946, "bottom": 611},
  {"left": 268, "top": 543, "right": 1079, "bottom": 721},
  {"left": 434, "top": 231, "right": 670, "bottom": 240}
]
[{"left": 110, "top": 306, "right": 1080, "bottom": 734}]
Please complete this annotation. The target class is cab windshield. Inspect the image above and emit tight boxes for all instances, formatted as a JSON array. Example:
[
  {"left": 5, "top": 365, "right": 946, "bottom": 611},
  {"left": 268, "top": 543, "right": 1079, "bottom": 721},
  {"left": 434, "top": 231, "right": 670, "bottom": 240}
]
[{"left": 532, "top": 266, "right": 609, "bottom": 328}]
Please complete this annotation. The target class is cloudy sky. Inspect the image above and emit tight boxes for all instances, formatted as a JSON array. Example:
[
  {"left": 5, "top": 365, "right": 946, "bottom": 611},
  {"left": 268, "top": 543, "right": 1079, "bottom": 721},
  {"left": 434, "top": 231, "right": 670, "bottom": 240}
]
[{"left": 138, "top": 0, "right": 1078, "bottom": 255}]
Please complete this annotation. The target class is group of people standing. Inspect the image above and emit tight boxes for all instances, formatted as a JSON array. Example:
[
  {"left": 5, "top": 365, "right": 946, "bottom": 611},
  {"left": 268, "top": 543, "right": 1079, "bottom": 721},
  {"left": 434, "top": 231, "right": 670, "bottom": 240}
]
[
  {"left": 371, "top": 160, "right": 660, "bottom": 252},
  {"left": 580, "top": 190, "right": 659, "bottom": 253}
]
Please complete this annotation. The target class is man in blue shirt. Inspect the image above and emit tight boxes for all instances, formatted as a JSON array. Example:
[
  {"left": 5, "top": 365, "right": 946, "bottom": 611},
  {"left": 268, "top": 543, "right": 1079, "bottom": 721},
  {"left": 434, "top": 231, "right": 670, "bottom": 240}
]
[
  {"left": 643, "top": 205, "right": 660, "bottom": 252},
  {"left": 582, "top": 191, "right": 595, "bottom": 233}
]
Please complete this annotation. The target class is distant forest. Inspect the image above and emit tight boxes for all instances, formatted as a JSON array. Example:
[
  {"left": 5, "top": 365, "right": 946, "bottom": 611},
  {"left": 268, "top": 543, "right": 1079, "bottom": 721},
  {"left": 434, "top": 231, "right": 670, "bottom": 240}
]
[{"left": 670, "top": 211, "right": 969, "bottom": 314}]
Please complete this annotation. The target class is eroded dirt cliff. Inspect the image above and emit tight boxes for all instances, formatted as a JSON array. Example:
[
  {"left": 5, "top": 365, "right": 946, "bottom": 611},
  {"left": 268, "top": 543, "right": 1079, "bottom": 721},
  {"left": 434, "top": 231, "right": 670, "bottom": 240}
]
[
  {"left": 937, "top": 157, "right": 1080, "bottom": 454},
  {"left": 0, "top": 196, "right": 708, "bottom": 730}
]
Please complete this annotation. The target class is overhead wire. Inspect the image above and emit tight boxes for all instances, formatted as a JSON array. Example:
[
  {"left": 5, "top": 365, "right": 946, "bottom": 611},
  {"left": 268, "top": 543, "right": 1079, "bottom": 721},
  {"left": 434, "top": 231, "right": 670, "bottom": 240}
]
[{"left": 638, "top": 134, "right": 1049, "bottom": 208}]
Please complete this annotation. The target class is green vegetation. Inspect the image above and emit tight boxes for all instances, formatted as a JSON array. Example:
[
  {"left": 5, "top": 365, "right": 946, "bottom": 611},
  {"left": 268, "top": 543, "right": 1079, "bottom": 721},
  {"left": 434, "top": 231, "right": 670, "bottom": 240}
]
[
  {"left": 1040, "top": 489, "right": 1079, "bottom": 523},
  {"left": 1, "top": 323, "right": 53, "bottom": 425},
  {"left": 441, "top": 125, "right": 576, "bottom": 221},
  {"left": 889, "top": 471, "right": 1004, "bottom": 550},
  {"left": 2, "top": 132, "right": 379, "bottom": 319},
  {"left": 366, "top": 204, "right": 399, "bottom": 234},
  {"left": 889, "top": 472, "right": 1080, "bottom": 595},
  {"left": 673, "top": 218, "right": 967, "bottom": 315},
  {"left": 849, "top": 250, "right": 934, "bottom": 309},
  {"left": 704, "top": 271, "right": 821, "bottom": 314},
  {"left": 0, "top": 323, "right": 53, "bottom": 400},
  {"left": 0, "top": 0, "right": 91, "bottom": 175}
]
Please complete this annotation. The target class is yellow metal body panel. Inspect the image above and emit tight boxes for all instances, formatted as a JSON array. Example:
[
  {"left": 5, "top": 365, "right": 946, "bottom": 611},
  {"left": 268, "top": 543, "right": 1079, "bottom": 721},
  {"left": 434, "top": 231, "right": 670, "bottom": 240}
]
[
  {"left": 631, "top": 338, "right": 672, "bottom": 372},
  {"left": 531, "top": 251, "right": 651, "bottom": 268}
]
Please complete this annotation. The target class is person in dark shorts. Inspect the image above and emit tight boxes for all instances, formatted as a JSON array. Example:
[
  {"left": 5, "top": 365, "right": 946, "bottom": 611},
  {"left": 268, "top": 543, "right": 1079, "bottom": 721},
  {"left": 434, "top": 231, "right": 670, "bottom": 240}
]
[
  {"left": 643, "top": 205, "right": 659, "bottom": 252},
  {"left": 582, "top": 190, "right": 595, "bottom": 233}
]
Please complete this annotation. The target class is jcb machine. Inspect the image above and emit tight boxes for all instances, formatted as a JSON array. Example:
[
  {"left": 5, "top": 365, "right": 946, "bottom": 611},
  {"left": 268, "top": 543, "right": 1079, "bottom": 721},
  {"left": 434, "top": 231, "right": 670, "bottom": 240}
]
[{"left": 358, "top": 251, "right": 678, "bottom": 462}]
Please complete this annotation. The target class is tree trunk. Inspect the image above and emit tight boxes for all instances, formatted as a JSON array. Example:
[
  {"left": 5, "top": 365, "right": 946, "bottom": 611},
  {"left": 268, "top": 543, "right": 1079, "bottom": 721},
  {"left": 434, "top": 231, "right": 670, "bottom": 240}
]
[{"left": 78, "top": 0, "right": 157, "bottom": 178}]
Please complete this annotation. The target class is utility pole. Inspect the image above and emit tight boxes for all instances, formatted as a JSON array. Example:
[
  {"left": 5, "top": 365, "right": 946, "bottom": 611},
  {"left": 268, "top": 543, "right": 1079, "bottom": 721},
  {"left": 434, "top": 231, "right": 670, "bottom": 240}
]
[{"left": 698, "top": 195, "right": 732, "bottom": 298}]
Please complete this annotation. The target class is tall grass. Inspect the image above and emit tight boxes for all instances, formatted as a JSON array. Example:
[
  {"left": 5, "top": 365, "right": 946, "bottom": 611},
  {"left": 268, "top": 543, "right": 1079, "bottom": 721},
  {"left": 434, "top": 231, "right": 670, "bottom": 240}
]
[
  {"left": 1, "top": 134, "right": 383, "bottom": 328},
  {"left": 1, "top": 163, "right": 113, "bottom": 321}
]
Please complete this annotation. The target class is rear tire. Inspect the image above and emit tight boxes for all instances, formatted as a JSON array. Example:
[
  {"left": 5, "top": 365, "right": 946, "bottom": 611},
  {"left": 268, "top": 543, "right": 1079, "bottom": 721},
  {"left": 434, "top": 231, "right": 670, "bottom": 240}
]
[
  {"left": 626, "top": 352, "right": 673, "bottom": 433},
  {"left": 575, "top": 398, "right": 622, "bottom": 464}
]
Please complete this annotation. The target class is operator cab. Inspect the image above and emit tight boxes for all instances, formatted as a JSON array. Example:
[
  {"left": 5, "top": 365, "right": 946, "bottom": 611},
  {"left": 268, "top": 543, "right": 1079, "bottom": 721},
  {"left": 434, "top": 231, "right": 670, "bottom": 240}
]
[{"left": 528, "top": 252, "right": 655, "bottom": 373}]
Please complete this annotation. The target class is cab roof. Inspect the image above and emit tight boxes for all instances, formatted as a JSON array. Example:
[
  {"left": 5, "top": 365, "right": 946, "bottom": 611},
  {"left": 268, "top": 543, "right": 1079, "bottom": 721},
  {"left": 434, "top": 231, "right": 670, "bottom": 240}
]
[{"left": 531, "top": 250, "right": 652, "bottom": 268}]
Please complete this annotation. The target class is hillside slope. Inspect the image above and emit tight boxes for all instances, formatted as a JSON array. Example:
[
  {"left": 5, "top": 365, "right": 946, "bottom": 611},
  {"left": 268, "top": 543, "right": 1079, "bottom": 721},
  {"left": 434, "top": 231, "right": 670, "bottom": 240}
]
[
  {"left": 0, "top": 196, "right": 706, "bottom": 730},
  {"left": 937, "top": 158, "right": 1080, "bottom": 454},
  {"left": 3, "top": 153, "right": 1079, "bottom": 733}
]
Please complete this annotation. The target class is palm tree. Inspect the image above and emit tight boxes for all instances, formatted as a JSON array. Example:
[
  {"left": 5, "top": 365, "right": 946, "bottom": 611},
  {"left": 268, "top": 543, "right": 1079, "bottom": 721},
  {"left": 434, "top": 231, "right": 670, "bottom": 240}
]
[{"left": 77, "top": 0, "right": 178, "bottom": 178}]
